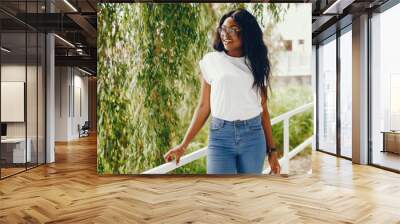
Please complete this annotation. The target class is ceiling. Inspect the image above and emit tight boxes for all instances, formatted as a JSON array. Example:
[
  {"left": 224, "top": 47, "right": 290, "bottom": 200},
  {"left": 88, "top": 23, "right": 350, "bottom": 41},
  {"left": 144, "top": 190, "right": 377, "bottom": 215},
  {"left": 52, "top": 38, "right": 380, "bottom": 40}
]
[
  {"left": 311, "top": 0, "right": 391, "bottom": 43},
  {"left": 0, "top": 0, "right": 97, "bottom": 74}
]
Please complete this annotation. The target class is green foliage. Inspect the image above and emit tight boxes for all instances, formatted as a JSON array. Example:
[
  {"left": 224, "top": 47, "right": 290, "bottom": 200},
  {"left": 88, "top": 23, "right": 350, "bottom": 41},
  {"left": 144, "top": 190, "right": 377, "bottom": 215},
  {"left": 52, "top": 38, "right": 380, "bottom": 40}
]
[
  {"left": 98, "top": 3, "right": 214, "bottom": 174},
  {"left": 217, "top": 3, "right": 289, "bottom": 27},
  {"left": 268, "top": 83, "right": 313, "bottom": 158},
  {"left": 97, "top": 4, "right": 138, "bottom": 174},
  {"left": 97, "top": 3, "right": 305, "bottom": 175}
]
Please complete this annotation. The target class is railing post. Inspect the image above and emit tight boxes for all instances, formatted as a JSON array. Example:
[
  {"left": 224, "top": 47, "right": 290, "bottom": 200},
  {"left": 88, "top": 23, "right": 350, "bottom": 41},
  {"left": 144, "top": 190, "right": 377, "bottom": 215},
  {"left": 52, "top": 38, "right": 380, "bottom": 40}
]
[{"left": 282, "top": 118, "right": 290, "bottom": 174}]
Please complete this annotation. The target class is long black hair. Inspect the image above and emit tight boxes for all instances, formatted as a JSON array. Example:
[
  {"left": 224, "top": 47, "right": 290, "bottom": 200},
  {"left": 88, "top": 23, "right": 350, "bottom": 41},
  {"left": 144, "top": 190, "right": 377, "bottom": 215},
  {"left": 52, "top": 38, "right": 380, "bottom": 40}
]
[{"left": 213, "top": 8, "right": 271, "bottom": 97}]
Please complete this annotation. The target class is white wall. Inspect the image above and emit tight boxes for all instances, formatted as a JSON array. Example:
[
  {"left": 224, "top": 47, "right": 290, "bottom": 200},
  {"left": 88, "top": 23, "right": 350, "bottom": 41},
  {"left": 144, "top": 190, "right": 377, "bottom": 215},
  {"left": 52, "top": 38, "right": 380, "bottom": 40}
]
[
  {"left": 1, "top": 63, "right": 46, "bottom": 163},
  {"left": 55, "top": 66, "right": 69, "bottom": 141},
  {"left": 55, "top": 67, "right": 89, "bottom": 141},
  {"left": 312, "top": 45, "right": 317, "bottom": 151},
  {"left": 1, "top": 65, "right": 39, "bottom": 138},
  {"left": 71, "top": 72, "right": 89, "bottom": 138},
  {"left": 1, "top": 65, "right": 26, "bottom": 139}
]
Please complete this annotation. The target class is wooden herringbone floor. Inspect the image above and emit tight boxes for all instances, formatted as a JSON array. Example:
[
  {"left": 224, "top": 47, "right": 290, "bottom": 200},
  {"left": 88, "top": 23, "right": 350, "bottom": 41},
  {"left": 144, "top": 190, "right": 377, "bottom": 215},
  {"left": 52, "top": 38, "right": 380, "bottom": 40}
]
[{"left": 1, "top": 135, "right": 400, "bottom": 224}]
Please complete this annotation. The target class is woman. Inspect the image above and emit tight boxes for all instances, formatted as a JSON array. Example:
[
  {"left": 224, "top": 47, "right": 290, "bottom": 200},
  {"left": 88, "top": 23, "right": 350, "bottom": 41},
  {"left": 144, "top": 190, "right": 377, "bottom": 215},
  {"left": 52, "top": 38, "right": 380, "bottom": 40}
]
[{"left": 164, "top": 8, "right": 280, "bottom": 174}]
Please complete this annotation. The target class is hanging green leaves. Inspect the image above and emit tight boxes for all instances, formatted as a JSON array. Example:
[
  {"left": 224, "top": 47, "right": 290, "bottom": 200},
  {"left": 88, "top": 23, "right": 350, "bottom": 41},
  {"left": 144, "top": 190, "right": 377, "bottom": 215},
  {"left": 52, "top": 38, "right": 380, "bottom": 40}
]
[{"left": 97, "top": 3, "right": 292, "bottom": 174}]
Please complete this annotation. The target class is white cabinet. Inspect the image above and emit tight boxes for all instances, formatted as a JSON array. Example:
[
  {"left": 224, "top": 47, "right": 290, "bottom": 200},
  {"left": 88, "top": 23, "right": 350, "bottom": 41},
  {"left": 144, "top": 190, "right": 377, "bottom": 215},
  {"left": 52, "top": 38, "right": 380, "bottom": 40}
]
[{"left": 1, "top": 138, "right": 32, "bottom": 163}]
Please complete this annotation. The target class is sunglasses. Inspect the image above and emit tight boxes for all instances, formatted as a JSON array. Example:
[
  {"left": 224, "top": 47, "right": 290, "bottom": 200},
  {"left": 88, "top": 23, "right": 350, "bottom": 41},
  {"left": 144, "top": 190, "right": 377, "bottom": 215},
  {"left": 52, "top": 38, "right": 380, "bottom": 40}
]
[{"left": 217, "top": 26, "right": 240, "bottom": 36}]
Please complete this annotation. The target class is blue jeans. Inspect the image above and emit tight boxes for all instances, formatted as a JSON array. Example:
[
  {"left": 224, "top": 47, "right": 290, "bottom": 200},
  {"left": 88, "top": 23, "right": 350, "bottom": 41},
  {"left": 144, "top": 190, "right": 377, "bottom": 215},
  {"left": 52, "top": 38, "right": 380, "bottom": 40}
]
[{"left": 207, "top": 114, "right": 267, "bottom": 174}]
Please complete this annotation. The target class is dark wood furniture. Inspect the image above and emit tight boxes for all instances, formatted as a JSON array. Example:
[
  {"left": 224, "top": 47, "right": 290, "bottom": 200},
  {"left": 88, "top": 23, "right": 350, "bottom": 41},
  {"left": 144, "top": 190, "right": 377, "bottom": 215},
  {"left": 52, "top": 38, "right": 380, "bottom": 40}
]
[{"left": 381, "top": 131, "right": 400, "bottom": 154}]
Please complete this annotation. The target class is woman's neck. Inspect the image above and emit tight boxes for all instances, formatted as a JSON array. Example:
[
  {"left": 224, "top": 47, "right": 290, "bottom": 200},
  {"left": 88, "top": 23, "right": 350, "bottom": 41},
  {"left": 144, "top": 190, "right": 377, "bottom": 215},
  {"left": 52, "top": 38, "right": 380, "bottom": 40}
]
[{"left": 225, "top": 49, "right": 244, "bottom": 58}]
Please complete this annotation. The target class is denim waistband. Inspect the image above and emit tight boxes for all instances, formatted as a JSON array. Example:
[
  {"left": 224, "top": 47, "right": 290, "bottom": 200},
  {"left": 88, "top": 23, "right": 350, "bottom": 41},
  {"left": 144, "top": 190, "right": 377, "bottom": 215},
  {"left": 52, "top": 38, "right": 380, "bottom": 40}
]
[{"left": 211, "top": 114, "right": 261, "bottom": 126}]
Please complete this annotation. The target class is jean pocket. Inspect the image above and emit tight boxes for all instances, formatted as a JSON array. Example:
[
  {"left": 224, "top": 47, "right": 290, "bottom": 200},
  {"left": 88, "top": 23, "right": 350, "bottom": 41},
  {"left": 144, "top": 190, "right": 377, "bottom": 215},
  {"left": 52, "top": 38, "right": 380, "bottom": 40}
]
[
  {"left": 248, "top": 123, "right": 262, "bottom": 131},
  {"left": 210, "top": 118, "right": 224, "bottom": 130}
]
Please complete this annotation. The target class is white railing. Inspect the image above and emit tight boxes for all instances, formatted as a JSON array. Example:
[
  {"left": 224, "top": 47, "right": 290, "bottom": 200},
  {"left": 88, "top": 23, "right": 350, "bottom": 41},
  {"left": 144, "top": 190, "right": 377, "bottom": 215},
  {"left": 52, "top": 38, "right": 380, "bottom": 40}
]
[
  {"left": 142, "top": 102, "right": 314, "bottom": 175},
  {"left": 142, "top": 146, "right": 208, "bottom": 174}
]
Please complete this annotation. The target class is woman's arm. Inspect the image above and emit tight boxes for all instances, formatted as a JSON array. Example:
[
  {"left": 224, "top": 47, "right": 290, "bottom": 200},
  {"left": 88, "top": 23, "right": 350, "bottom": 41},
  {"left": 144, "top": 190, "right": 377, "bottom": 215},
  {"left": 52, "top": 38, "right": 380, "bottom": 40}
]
[
  {"left": 260, "top": 90, "right": 281, "bottom": 174},
  {"left": 164, "top": 77, "right": 211, "bottom": 164},
  {"left": 261, "top": 92, "right": 276, "bottom": 150}
]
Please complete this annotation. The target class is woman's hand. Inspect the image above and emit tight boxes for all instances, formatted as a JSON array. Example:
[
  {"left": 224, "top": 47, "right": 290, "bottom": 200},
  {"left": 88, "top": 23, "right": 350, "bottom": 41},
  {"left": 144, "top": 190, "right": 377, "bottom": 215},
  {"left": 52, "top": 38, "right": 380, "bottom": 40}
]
[
  {"left": 268, "top": 151, "right": 281, "bottom": 175},
  {"left": 163, "top": 143, "right": 187, "bottom": 165},
  {"left": 162, "top": 79, "right": 210, "bottom": 166}
]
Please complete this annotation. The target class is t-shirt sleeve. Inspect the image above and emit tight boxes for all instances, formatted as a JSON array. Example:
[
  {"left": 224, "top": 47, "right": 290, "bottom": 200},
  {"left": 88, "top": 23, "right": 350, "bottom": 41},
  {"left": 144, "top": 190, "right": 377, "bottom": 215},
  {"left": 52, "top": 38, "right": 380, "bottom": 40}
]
[{"left": 199, "top": 55, "right": 212, "bottom": 84}]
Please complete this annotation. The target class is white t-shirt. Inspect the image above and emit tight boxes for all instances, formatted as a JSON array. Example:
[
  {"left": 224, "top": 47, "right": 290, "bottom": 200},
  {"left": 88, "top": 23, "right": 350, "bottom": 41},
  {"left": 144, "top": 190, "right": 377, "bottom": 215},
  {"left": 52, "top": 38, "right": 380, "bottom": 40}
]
[{"left": 198, "top": 51, "right": 263, "bottom": 121}]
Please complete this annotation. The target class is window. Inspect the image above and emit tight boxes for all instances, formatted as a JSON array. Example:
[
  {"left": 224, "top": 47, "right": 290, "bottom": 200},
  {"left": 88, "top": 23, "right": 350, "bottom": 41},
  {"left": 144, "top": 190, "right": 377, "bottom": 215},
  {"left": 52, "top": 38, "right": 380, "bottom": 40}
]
[
  {"left": 317, "top": 36, "right": 337, "bottom": 154},
  {"left": 339, "top": 28, "right": 352, "bottom": 158},
  {"left": 371, "top": 3, "right": 400, "bottom": 171},
  {"left": 0, "top": 1, "right": 47, "bottom": 179}
]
